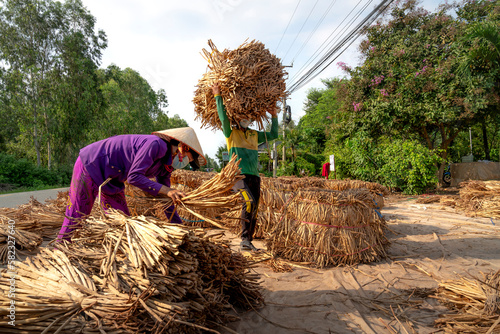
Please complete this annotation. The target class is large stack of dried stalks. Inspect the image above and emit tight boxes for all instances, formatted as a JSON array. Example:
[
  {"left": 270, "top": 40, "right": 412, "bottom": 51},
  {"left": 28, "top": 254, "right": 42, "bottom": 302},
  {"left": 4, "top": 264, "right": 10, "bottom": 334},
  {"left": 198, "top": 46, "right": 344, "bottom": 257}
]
[
  {"left": 266, "top": 188, "right": 388, "bottom": 268},
  {"left": 0, "top": 210, "right": 262, "bottom": 333},
  {"left": 221, "top": 176, "right": 389, "bottom": 242},
  {"left": 193, "top": 39, "right": 287, "bottom": 130},
  {"left": 434, "top": 270, "right": 500, "bottom": 333},
  {"left": 458, "top": 180, "right": 500, "bottom": 219}
]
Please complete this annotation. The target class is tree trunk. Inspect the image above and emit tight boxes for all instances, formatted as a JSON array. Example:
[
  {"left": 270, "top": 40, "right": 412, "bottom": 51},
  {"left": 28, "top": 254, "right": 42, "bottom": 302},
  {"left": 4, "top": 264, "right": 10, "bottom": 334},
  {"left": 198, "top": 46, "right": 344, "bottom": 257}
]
[
  {"left": 44, "top": 112, "right": 51, "bottom": 170},
  {"left": 482, "top": 119, "right": 490, "bottom": 160},
  {"left": 33, "top": 107, "right": 41, "bottom": 167}
]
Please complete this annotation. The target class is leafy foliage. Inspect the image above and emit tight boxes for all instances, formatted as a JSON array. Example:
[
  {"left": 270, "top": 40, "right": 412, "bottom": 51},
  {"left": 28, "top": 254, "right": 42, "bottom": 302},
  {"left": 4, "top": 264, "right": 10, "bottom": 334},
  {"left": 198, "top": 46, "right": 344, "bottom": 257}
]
[{"left": 0, "top": 152, "right": 71, "bottom": 189}]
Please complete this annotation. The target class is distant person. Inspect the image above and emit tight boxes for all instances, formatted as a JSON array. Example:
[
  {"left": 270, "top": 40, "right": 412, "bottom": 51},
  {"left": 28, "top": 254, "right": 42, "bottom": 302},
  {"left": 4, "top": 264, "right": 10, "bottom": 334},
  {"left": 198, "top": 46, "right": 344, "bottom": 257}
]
[
  {"left": 212, "top": 82, "right": 278, "bottom": 252},
  {"left": 322, "top": 162, "right": 330, "bottom": 180},
  {"left": 56, "top": 127, "right": 206, "bottom": 242}
]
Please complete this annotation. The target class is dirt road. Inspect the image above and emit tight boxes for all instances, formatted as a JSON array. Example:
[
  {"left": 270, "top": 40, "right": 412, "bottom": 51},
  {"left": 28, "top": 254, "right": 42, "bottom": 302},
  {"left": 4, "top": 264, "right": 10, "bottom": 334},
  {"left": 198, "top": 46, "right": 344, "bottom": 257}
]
[{"left": 225, "top": 194, "right": 500, "bottom": 333}]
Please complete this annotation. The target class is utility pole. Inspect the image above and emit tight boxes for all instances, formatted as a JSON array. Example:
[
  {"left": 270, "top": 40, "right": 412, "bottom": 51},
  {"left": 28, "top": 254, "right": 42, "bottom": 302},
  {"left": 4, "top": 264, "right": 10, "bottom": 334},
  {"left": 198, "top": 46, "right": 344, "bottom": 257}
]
[
  {"left": 282, "top": 97, "right": 286, "bottom": 163},
  {"left": 281, "top": 64, "right": 293, "bottom": 165},
  {"left": 273, "top": 142, "right": 277, "bottom": 178}
]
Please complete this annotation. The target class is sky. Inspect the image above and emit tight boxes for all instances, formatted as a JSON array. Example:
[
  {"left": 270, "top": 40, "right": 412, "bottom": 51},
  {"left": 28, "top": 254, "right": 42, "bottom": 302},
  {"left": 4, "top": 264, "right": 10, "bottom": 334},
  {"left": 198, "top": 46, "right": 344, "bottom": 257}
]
[{"left": 80, "top": 0, "right": 443, "bottom": 161}]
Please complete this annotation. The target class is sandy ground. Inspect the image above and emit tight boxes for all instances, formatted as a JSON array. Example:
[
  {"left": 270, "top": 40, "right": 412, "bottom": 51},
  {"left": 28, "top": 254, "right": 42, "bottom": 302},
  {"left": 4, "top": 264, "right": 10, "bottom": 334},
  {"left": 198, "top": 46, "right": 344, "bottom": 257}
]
[{"left": 222, "top": 193, "right": 500, "bottom": 334}]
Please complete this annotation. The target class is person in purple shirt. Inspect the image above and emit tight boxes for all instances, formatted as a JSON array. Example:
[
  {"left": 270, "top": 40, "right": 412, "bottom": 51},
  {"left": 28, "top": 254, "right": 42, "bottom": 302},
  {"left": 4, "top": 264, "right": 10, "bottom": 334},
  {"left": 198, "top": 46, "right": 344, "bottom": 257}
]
[{"left": 56, "top": 127, "right": 206, "bottom": 241}]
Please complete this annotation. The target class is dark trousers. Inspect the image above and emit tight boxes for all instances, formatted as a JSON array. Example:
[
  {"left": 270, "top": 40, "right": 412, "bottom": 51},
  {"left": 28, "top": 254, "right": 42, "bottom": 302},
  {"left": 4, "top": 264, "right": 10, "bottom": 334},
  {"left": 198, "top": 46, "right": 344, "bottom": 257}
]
[{"left": 234, "top": 174, "right": 260, "bottom": 241}]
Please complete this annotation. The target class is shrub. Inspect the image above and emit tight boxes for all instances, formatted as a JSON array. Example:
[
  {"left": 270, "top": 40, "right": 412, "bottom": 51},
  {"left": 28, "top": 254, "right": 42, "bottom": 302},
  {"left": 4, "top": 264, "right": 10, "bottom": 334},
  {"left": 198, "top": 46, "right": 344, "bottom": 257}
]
[
  {"left": 0, "top": 152, "right": 72, "bottom": 189},
  {"left": 378, "top": 139, "right": 441, "bottom": 194}
]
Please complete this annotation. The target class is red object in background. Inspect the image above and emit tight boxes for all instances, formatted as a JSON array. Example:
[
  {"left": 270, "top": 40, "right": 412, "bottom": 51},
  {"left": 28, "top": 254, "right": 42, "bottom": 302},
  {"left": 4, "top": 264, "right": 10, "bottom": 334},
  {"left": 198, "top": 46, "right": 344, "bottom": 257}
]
[{"left": 322, "top": 162, "right": 330, "bottom": 179}]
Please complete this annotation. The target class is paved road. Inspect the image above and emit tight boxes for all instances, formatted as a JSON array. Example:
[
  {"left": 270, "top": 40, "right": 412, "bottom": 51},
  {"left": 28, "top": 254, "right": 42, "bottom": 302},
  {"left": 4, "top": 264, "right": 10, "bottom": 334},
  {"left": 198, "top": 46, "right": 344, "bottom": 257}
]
[{"left": 0, "top": 187, "right": 69, "bottom": 208}]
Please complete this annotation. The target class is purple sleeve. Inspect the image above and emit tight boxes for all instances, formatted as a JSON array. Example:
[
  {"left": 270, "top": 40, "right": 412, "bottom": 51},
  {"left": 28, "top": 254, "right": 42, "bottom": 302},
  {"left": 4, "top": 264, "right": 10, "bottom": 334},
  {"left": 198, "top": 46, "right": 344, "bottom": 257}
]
[{"left": 127, "top": 141, "right": 167, "bottom": 196}]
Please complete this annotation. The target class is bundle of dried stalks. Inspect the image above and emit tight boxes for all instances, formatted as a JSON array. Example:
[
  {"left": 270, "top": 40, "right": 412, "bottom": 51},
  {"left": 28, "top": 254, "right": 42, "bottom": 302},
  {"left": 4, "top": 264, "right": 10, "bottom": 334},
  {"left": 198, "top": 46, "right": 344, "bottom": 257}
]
[
  {"left": 0, "top": 206, "right": 263, "bottom": 333},
  {"left": 193, "top": 39, "right": 287, "bottom": 130},
  {"left": 125, "top": 155, "right": 244, "bottom": 230},
  {"left": 434, "top": 270, "right": 500, "bottom": 333},
  {"left": 170, "top": 169, "right": 216, "bottom": 189},
  {"left": 0, "top": 248, "right": 149, "bottom": 333},
  {"left": 266, "top": 188, "right": 388, "bottom": 268},
  {"left": 0, "top": 219, "right": 42, "bottom": 262},
  {"left": 440, "top": 195, "right": 458, "bottom": 208},
  {"left": 458, "top": 180, "right": 500, "bottom": 219},
  {"left": 324, "top": 179, "right": 389, "bottom": 209},
  {"left": 416, "top": 196, "right": 441, "bottom": 204},
  {"left": 0, "top": 194, "right": 69, "bottom": 263},
  {"left": 260, "top": 177, "right": 388, "bottom": 209}
]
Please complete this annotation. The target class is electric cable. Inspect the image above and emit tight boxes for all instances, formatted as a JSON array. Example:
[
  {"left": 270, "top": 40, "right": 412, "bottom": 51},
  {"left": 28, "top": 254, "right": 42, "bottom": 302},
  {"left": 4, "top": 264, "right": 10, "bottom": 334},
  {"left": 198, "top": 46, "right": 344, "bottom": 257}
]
[
  {"left": 288, "top": 0, "right": 370, "bottom": 84},
  {"left": 288, "top": 0, "right": 394, "bottom": 93},
  {"left": 289, "top": 0, "right": 337, "bottom": 64},
  {"left": 281, "top": 0, "right": 320, "bottom": 63},
  {"left": 274, "top": 0, "right": 302, "bottom": 55}
]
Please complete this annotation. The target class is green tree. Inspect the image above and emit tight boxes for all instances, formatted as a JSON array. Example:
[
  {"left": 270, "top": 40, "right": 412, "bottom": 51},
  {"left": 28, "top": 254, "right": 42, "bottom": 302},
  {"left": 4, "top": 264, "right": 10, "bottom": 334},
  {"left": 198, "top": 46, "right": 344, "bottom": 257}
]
[
  {"left": 0, "top": 0, "right": 107, "bottom": 167},
  {"left": 93, "top": 65, "right": 166, "bottom": 139},
  {"left": 336, "top": 0, "right": 498, "bottom": 178},
  {"left": 215, "top": 143, "right": 228, "bottom": 168}
]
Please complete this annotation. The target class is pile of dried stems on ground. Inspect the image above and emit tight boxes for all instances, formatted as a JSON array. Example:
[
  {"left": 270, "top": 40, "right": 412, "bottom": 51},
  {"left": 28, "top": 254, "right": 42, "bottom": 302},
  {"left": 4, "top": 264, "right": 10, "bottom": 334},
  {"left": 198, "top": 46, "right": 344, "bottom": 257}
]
[
  {"left": 0, "top": 170, "right": 263, "bottom": 333},
  {"left": 433, "top": 269, "right": 500, "bottom": 333},
  {"left": 0, "top": 193, "right": 68, "bottom": 263},
  {"left": 193, "top": 39, "right": 287, "bottom": 130},
  {"left": 266, "top": 188, "right": 389, "bottom": 268},
  {"left": 458, "top": 180, "right": 500, "bottom": 219}
]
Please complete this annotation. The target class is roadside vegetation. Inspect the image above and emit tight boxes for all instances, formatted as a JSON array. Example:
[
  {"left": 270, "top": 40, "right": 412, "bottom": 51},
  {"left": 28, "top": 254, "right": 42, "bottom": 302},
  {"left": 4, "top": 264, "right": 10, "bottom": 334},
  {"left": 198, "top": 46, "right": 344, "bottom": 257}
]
[{"left": 1, "top": 0, "right": 498, "bottom": 195}]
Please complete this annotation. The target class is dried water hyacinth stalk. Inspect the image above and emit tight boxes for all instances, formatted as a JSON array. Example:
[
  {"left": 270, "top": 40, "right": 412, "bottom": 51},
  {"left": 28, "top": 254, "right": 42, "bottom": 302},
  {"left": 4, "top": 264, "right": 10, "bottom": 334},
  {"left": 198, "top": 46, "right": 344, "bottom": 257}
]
[
  {"left": 1, "top": 209, "right": 263, "bottom": 332},
  {"left": 260, "top": 176, "right": 388, "bottom": 209},
  {"left": 125, "top": 157, "right": 242, "bottom": 228},
  {"left": 193, "top": 39, "right": 288, "bottom": 130},
  {"left": 458, "top": 180, "right": 500, "bottom": 219},
  {"left": 147, "top": 154, "right": 244, "bottom": 228},
  {"left": 434, "top": 270, "right": 500, "bottom": 333},
  {"left": 0, "top": 248, "right": 146, "bottom": 333},
  {"left": 267, "top": 188, "right": 389, "bottom": 268},
  {"left": 0, "top": 223, "right": 42, "bottom": 262}
]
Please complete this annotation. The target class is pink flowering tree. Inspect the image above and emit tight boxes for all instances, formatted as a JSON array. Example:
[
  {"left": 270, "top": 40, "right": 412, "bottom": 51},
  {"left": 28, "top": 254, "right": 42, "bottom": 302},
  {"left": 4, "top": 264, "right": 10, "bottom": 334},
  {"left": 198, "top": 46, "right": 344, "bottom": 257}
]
[{"left": 336, "top": 0, "right": 499, "bottom": 166}]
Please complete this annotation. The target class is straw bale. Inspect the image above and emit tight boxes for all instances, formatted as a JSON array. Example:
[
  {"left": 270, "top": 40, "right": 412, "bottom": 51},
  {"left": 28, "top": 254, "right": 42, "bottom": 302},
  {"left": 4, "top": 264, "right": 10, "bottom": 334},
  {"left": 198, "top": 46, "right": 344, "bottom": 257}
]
[
  {"left": 193, "top": 39, "right": 288, "bottom": 130},
  {"left": 433, "top": 269, "right": 500, "bottom": 333},
  {"left": 266, "top": 188, "right": 388, "bottom": 268},
  {"left": 458, "top": 180, "right": 500, "bottom": 219}
]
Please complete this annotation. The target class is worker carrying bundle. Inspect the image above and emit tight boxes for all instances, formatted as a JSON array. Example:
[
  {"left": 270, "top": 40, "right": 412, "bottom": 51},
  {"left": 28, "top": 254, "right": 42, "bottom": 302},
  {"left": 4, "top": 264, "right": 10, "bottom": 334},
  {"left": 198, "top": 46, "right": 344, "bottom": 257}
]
[{"left": 193, "top": 39, "right": 288, "bottom": 131}]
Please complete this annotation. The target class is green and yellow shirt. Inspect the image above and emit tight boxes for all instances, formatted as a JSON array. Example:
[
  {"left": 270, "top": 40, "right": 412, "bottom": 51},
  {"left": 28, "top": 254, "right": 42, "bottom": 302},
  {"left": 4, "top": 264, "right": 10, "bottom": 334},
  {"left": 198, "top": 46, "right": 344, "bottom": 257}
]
[{"left": 215, "top": 95, "right": 278, "bottom": 176}]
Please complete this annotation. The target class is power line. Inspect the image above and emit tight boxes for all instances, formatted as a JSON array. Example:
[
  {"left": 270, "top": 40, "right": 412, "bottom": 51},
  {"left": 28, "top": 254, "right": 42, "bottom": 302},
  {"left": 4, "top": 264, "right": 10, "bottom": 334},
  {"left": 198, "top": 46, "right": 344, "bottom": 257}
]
[
  {"left": 289, "top": 0, "right": 337, "bottom": 64},
  {"left": 288, "top": 0, "right": 371, "bottom": 85},
  {"left": 281, "top": 0, "right": 320, "bottom": 63},
  {"left": 288, "top": 0, "right": 394, "bottom": 93},
  {"left": 274, "top": 0, "right": 302, "bottom": 55}
]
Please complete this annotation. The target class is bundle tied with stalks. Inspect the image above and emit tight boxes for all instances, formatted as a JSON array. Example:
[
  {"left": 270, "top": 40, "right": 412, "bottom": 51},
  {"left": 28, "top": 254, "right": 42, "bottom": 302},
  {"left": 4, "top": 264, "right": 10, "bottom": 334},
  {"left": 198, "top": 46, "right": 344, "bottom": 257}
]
[
  {"left": 267, "top": 188, "right": 389, "bottom": 268},
  {"left": 324, "top": 179, "right": 389, "bottom": 209},
  {"left": 193, "top": 39, "right": 288, "bottom": 130},
  {"left": 458, "top": 180, "right": 500, "bottom": 219},
  {"left": 433, "top": 270, "right": 500, "bottom": 333}
]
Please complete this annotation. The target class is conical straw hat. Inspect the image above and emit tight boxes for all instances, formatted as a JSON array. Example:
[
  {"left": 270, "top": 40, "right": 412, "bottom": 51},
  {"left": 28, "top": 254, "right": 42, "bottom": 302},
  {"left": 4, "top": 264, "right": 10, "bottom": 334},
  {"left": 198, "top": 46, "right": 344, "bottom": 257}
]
[{"left": 152, "top": 127, "right": 207, "bottom": 166}]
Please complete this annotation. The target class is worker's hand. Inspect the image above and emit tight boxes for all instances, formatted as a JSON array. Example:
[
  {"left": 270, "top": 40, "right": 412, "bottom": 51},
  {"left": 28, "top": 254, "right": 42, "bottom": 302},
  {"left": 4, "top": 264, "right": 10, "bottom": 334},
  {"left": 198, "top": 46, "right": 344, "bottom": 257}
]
[
  {"left": 167, "top": 189, "right": 185, "bottom": 204},
  {"left": 211, "top": 82, "right": 220, "bottom": 95},
  {"left": 159, "top": 186, "right": 185, "bottom": 204},
  {"left": 268, "top": 106, "right": 279, "bottom": 118}
]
